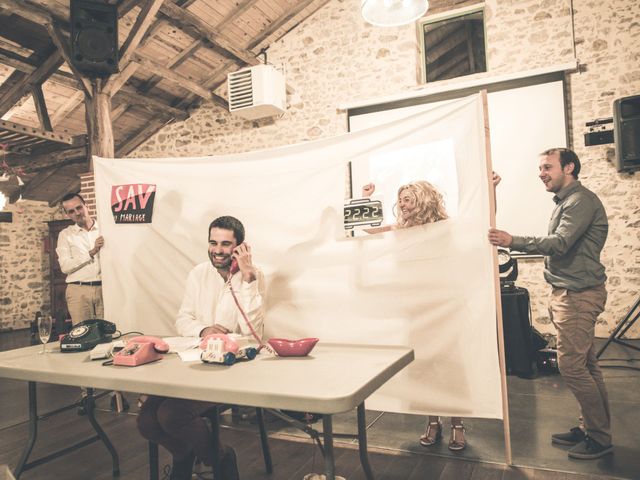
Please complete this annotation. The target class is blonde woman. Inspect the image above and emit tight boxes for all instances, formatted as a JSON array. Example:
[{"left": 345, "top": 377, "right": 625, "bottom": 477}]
[
  {"left": 360, "top": 180, "right": 449, "bottom": 234},
  {"left": 361, "top": 180, "right": 465, "bottom": 449}
]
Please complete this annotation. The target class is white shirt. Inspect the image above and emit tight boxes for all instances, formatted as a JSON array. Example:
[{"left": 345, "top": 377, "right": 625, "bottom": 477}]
[
  {"left": 175, "top": 261, "right": 265, "bottom": 338},
  {"left": 56, "top": 220, "right": 102, "bottom": 283}
]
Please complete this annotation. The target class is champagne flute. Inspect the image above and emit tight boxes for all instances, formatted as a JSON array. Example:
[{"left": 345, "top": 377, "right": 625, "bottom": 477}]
[{"left": 38, "top": 315, "right": 52, "bottom": 354}]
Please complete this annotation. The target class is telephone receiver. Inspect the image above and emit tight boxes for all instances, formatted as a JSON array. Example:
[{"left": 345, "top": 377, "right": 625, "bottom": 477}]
[
  {"left": 230, "top": 258, "right": 239, "bottom": 275},
  {"left": 113, "top": 335, "right": 169, "bottom": 367},
  {"left": 127, "top": 335, "right": 170, "bottom": 353},
  {"left": 60, "top": 319, "right": 116, "bottom": 352}
]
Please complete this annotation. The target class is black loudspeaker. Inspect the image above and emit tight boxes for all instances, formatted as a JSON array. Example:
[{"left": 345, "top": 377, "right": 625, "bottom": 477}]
[
  {"left": 70, "top": 0, "right": 119, "bottom": 77},
  {"left": 613, "top": 94, "right": 640, "bottom": 172}
]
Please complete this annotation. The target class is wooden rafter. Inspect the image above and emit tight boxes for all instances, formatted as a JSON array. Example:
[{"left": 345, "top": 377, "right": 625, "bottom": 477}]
[
  {"left": 45, "top": 22, "right": 92, "bottom": 96},
  {"left": 103, "top": 17, "right": 168, "bottom": 96},
  {"left": 0, "top": 119, "right": 81, "bottom": 145},
  {"left": 130, "top": 52, "right": 211, "bottom": 100},
  {"left": 159, "top": 2, "right": 258, "bottom": 66},
  {"left": 51, "top": 90, "right": 84, "bottom": 127},
  {"left": 116, "top": 88, "right": 189, "bottom": 120},
  {"left": 247, "top": 0, "right": 322, "bottom": 51},
  {"left": 216, "top": 0, "right": 261, "bottom": 31},
  {"left": 31, "top": 83, "right": 52, "bottom": 131},
  {"left": 115, "top": 115, "right": 172, "bottom": 157},
  {"left": 0, "top": 50, "right": 63, "bottom": 117},
  {"left": 118, "top": 0, "right": 165, "bottom": 67}
]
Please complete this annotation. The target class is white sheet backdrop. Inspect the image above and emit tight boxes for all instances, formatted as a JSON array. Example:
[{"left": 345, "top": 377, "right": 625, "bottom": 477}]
[{"left": 94, "top": 94, "right": 503, "bottom": 418}]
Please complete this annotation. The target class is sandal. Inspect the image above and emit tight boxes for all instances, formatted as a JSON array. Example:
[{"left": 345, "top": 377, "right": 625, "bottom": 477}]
[
  {"left": 448, "top": 423, "right": 466, "bottom": 451},
  {"left": 419, "top": 419, "right": 442, "bottom": 446}
]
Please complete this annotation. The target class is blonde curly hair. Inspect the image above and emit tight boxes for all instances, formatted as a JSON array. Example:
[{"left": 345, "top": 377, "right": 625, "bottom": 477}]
[{"left": 394, "top": 180, "right": 448, "bottom": 228}]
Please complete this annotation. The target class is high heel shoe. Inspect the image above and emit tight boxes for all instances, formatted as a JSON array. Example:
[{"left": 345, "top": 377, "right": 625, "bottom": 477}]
[
  {"left": 448, "top": 423, "right": 466, "bottom": 451},
  {"left": 419, "top": 419, "right": 442, "bottom": 446}
]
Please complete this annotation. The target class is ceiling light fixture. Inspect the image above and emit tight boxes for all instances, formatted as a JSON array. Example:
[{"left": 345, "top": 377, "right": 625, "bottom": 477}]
[
  {"left": 0, "top": 193, "right": 6, "bottom": 211},
  {"left": 361, "top": 0, "right": 429, "bottom": 27}
]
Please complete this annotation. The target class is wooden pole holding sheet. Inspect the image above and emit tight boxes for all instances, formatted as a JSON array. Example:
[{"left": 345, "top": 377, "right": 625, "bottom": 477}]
[{"left": 481, "top": 89, "right": 513, "bottom": 465}]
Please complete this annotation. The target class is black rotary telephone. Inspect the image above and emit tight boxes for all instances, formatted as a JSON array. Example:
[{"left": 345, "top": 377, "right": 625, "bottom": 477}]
[{"left": 60, "top": 319, "right": 116, "bottom": 352}]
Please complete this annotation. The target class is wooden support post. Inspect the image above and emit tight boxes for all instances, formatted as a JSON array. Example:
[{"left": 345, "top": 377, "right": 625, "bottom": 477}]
[
  {"left": 481, "top": 89, "right": 512, "bottom": 466},
  {"left": 85, "top": 80, "right": 114, "bottom": 166}
]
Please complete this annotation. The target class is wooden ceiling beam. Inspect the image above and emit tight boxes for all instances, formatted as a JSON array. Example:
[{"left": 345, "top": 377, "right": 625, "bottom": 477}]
[
  {"left": 104, "top": 18, "right": 167, "bottom": 96},
  {"left": 19, "top": 164, "right": 61, "bottom": 198},
  {"left": 51, "top": 90, "right": 84, "bottom": 127},
  {"left": 0, "top": 0, "right": 52, "bottom": 25},
  {"left": 0, "top": 48, "right": 79, "bottom": 90},
  {"left": 45, "top": 22, "right": 92, "bottom": 97},
  {"left": 118, "top": 0, "right": 165, "bottom": 67},
  {"left": 130, "top": 52, "right": 211, "bottom": 100},
  {"left": 0, "top": 48, "right": 188, "bottom": 120},
  {"left": 0, "top": 50, "right": 63, "bottom": 117},
  {"left": 115, "top": 115, "right": 172, "bottom": 157},
  {"left": 118, "top": 0, "right": 146, "bottom": 18},
  {"left": 31, "top": 83, "right": 53, "bottom": 132},
  {"left": 49, "top": 176, "right": 81, "bottom": 207},
  {"left": 116, "top": 88, "right": 189, "bottom": 120},
  {"left": 217, "top": 0, "right": 261, "bottom": 31},
  {"left": 0, "top": 119, "right": 79, "bottom": 145},
  {"left": 159, "top": 2, "right": 258, "bottom": 66},
  {"left": 247, "top": 0, "right": 321, "bottom": 51},
  {"left": 5, "top": 145, "right": 87, "bottom": 171}
]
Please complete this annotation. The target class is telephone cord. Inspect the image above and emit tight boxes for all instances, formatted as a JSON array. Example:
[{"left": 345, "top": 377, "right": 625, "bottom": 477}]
[{"left": 227, "top": 276, "right": 275, "bottom": 355}]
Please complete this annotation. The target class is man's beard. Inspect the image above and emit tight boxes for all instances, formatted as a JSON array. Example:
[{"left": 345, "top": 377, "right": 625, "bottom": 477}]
[{"left": 209, "top": 253, "right": 232, "bottom": 270}]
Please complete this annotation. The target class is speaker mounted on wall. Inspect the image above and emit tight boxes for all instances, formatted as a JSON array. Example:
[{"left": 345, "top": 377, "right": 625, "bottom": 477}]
[
  {"left": 70, "top": 0, "right": 119, "bottom": 77},
  {"left": 613, "top": 94, "right": 640, "bottom": 173}
]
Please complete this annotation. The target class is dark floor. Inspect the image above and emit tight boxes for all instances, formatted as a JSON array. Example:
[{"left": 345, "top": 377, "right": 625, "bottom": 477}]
[{"left": 1, "top": 329, "right": 638, "bottom": 479}]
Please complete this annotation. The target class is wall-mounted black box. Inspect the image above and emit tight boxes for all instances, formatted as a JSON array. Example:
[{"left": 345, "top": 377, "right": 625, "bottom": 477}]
[
  {"left": 584, "top": 130, "right": 614, "bottom": 146},
  {"left": 0, "top": 211, "right": 13, "bottom": 222}
]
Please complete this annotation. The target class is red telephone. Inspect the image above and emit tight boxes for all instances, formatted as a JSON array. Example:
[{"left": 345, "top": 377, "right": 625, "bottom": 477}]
[
  {"left": 113, "top": 335, "right": 169, "bottom": 366},
  {"left": 230, "top": 257, "right": 239, "bottom": 275}
]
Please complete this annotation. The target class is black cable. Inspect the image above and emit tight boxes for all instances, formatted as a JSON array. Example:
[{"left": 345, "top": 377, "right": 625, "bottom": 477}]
[{"left": 113, "top": 331, "right": 145, "bottom": 339}]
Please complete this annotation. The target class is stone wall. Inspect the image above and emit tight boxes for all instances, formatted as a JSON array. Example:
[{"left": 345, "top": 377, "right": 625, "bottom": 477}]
[
  {"left": 132, "top": 0, "right": 640, "bottom": 337},
  {"left": 0, "top": 201, "right": 65, "bottom": 330},
  {"left": 3, "top": 0, "right": 637, "bottom": 335}
]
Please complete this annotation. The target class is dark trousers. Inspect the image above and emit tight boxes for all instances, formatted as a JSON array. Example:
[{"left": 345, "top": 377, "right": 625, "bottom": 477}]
[{"left": 137, "top": 395, "right": 221, "bottom": 465}]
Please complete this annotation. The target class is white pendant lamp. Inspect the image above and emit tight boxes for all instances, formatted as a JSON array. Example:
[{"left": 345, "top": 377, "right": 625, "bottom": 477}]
[
  {"left": 0, "top": 193, "right": 6, "bottom": 211},
  {"left": 361, "top": 0, "right": 429, "bottom": 27}
]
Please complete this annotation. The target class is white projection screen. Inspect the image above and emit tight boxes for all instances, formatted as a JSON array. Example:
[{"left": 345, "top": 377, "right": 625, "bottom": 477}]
[
  {"left": 349, "top": 76, "right": 568, "bottom": 241},
  {"left": 95, "top": 94, "right": 504, "bottom": 419}
]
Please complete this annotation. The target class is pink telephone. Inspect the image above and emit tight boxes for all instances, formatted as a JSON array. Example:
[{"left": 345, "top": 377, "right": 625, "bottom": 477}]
[{"left": 113, "top": 335, "right": 169, "bottom": 367}]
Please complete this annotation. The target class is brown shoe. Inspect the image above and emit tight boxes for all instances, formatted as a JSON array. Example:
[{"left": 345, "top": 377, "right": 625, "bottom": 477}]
[
  {"left": 419, "top": 419, "right": 442, "bottom": 446},
  {"left": 448, "top": 423, "right": 466, "bottom": 451}
]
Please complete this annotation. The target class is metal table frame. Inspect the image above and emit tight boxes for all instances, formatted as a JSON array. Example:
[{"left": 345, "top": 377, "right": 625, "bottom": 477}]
[
  {"left": 13, "top": 384, "right": 119, "bottom": 479},
  {"left": 0, "top": 343, "right": 413, "bottom": 480}
]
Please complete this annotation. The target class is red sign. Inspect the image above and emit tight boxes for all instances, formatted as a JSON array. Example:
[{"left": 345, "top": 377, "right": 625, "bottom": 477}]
[{"left": 111, "top": 184, "right": 156, "bottom": 224}]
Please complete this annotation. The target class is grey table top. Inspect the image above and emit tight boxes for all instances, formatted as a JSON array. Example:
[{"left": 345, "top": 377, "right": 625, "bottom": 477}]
[{"left": 0, "top": 342, "right": 413, "bottom": 414}]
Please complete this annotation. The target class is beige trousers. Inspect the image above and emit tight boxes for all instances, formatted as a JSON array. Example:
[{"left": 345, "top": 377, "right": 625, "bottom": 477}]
[
  {"left": 65, "top": 284, "right": 104, "bottom": 325},
  {"left": 549, "top": 284, "right": 611, "bottom": 446}
]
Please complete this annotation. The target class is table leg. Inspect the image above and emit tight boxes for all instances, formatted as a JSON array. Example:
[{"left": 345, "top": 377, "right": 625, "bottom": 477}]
[
  {"left": 322, "top": 415, "right": 335, "bottom": 480},
  {"left": 255, "top": 408, "right": 273, "bottom": 473},
  {"left": 210, "top": 409, "right": 222, "bottom": 479},
  {"left": 357, "top": 402, "right": 374, "bottom": 480},
  {"left": 148, "top": 442, "right": 159, "bottom": 480},
  {"left": 84, "top": 388, "right": 120, "bottom": 477},
  {"left": 13, "top": 381, "right": 38, "bottom": 479}
]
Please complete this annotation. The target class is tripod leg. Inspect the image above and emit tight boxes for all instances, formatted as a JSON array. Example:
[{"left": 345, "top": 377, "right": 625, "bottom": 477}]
[{"left": 597, "top": 297, "right": 640, "bottom": 358}]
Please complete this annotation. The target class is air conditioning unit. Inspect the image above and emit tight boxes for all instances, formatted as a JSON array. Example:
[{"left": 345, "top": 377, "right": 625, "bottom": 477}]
[{"left": 227, "top": 64, "right": 286, "bottom": 120}]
